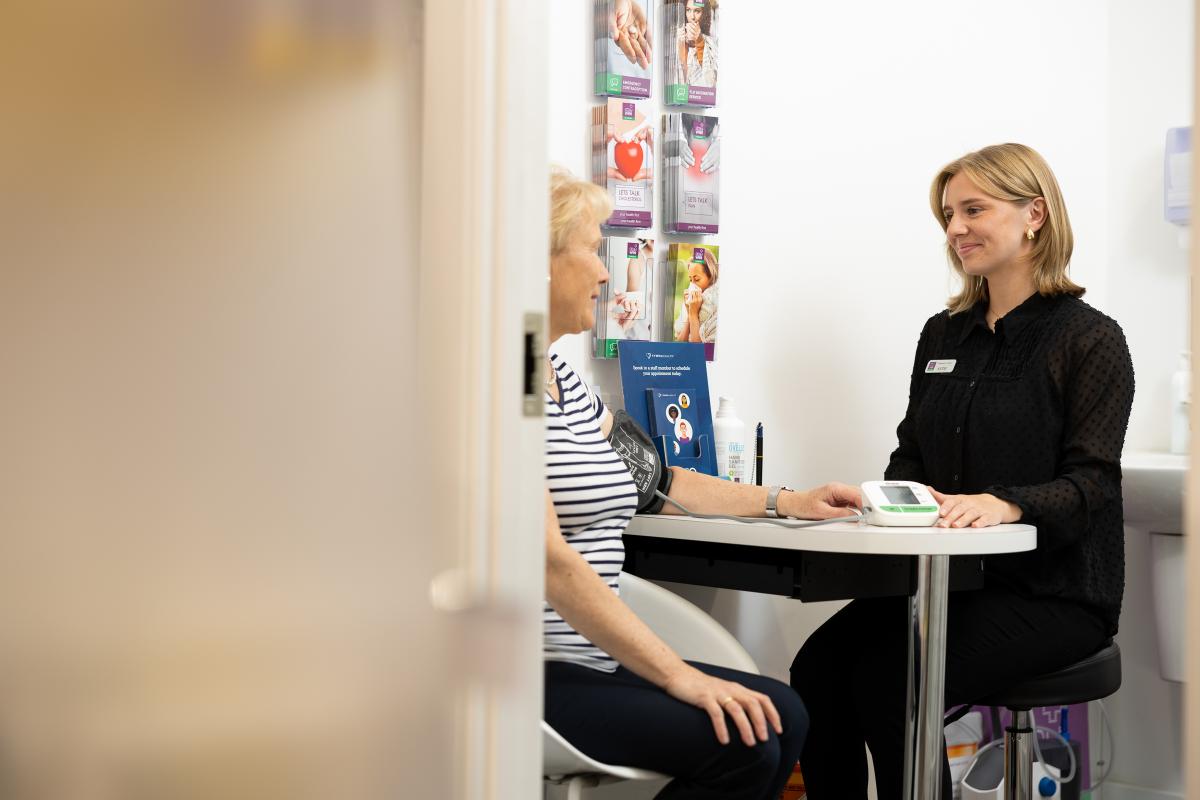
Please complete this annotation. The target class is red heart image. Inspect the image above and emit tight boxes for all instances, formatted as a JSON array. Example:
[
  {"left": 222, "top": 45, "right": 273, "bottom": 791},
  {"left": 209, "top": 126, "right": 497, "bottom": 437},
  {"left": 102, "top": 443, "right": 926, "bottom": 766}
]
[{"left": 613, "top": 139, "right": 644, "bottom": 180}]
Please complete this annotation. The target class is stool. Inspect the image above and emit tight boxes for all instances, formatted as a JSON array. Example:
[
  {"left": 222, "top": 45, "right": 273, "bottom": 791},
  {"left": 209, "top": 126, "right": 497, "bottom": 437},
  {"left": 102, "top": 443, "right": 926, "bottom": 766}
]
[{"left": 976, "top": 641, "right": 1121, "bottom": 800}]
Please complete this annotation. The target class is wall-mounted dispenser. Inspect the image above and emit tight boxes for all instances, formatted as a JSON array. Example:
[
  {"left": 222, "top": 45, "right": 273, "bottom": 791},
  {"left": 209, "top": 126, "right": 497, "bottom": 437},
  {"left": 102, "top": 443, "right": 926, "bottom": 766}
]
[{"left": 1164, "top": 126, "right": 1190, "bottom": 225}]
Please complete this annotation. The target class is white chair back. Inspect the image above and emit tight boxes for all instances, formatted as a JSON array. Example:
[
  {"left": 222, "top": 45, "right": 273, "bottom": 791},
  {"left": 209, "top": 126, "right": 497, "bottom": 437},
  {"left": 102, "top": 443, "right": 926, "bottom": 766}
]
[
  {"left": 542, "top": 572, "right": 759, "bottom": 796},
  {"left": 618, "top": 572, "right": 759, "bottom": 674}
]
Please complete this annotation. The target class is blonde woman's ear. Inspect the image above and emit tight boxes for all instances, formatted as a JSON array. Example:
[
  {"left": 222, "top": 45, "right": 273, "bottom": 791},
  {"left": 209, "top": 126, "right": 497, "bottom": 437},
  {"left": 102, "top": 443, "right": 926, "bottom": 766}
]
[{"left": 1027, "top": 196, "right": 1048, "bottom": 228}]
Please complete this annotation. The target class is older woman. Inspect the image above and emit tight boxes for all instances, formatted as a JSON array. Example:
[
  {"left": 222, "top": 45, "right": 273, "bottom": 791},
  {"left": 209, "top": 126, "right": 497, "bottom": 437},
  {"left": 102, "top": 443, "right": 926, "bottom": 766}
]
[
  {"left": 791, "top": 144, "right": 1134, "bottom": 799},
  {"left": 543, "top": 167, "right": 860, "bottom": 799}
]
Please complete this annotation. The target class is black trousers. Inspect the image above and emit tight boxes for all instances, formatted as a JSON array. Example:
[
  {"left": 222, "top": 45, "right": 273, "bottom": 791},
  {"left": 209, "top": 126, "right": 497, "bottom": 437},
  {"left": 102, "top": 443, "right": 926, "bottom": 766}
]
[
  {"left": 790, "top": 588, "right": 1108, "bottom": 800},
  {"left": 545, "top": 660, "right": 808, "bottom": 800}
]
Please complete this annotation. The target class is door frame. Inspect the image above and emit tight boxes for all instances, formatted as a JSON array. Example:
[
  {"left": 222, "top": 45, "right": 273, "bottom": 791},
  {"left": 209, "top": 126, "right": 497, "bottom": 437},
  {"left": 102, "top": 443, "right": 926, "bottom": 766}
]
[{"left": 420, "top": 1, "right": 549, "bottom": 797}]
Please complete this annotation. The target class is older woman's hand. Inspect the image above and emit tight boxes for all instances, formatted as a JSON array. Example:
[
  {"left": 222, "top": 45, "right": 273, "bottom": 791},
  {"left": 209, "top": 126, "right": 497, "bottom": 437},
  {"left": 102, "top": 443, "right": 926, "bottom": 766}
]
[
  {"left": 929, "top": 488, "right": 1021, "bottom": 528},
  {"left": 781, "top": 482, "right": 862, "bottom": 520},
  {"left": 662, "top": 664, "right": 782, "bottom": 746}
]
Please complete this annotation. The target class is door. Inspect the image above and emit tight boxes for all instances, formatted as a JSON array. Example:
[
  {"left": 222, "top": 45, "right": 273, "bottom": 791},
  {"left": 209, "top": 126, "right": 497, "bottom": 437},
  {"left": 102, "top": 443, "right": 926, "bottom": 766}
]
[{"left": 0, "top": 1, "right": 546, "bottom": 797}]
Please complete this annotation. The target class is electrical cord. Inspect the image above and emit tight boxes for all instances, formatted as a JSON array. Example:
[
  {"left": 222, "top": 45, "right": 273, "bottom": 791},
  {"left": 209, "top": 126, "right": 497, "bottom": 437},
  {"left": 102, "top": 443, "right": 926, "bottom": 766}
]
[
  {"left": 1032, "top": 725, "right": 1077, "bottom": 784},
  {"left": 959, "top": 736, "right": 1006, "bottom": 783},
  {"left": 654, "top": 489, "right": 864, "bottom": 528},
  {"left": 1088, "top": 698, "right": 1114, "bottom": 790},
  {"left": 958, "top": 722, "right": 1077, "bottom": 789}
]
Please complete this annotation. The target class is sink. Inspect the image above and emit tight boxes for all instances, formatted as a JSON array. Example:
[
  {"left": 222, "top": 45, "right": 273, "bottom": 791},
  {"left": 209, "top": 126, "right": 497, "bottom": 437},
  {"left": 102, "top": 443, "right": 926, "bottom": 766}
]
[
  {"left": 1121, "top": 451, "right": 1188, "bottom": 683},
  {"left": 1122, "top": 451, "right": 1187, "bottom": 532}
]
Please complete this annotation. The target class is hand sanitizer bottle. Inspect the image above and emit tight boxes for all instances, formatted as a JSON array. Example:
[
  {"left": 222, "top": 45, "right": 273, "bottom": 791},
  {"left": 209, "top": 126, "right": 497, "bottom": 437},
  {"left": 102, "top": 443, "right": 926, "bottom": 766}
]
[
  {"left": 714, "top": 397, "right": 746, "bottom": 482},
  {"left": 1171, "top": 351, "right": 1191, "bottom": 455}
]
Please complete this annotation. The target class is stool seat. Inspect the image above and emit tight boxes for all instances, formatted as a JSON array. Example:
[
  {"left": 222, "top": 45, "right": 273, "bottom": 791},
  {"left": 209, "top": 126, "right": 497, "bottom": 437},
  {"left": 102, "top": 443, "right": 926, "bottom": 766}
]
[{"left": 978, "top": 641, "right": 1121, "bottom": 711}]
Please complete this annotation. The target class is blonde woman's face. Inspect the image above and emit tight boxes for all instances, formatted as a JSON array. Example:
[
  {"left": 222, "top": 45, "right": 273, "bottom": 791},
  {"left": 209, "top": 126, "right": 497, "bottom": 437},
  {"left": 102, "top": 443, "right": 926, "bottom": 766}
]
[
  {"left": 941, "top": 172, "right": 1037, "bottom": 278},
  {"left": 549, "top": 221, "right": 608, "bottom": 337},
  {"left": 687, "top": 261, "right": 711, "bottom": 290}
]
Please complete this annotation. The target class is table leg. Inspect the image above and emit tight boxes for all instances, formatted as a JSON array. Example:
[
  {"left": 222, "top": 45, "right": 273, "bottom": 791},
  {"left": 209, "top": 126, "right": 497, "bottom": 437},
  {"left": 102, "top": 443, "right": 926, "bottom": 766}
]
[{"left": 903, "top": 554, "right": 950, "bottom": 800}]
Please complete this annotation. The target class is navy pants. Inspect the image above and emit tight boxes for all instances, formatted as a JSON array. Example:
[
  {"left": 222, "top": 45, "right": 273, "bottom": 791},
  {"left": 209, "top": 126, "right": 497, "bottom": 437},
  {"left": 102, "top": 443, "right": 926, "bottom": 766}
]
[
  {"left": 545, "top": 660, "right": 808, "bottom": 800},
  {"left": 790, "top": 589, "right": 1108, "bottom": 800}
]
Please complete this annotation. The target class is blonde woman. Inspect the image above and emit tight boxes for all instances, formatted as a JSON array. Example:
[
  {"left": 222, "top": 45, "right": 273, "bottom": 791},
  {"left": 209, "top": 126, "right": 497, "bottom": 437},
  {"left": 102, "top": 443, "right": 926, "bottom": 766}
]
[
  {"left": 543, "top": 167, "right": 859, "bottom": 799},
  {"left": 791, "top": 144, "right": 1134, "bottom": 799}
]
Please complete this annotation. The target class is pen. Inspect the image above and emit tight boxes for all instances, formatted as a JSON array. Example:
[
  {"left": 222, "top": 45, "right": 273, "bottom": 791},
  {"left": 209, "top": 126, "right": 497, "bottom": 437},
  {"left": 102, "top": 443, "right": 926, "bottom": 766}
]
[{"left": 755, "top": 422, "right": 764, "bottom": 486}]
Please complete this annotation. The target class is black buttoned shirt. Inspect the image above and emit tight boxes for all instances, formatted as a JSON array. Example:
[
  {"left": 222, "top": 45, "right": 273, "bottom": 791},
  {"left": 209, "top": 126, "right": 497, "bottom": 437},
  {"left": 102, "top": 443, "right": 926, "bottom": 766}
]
[{"left": 885, "top": 293, "right": 1134, "bottom": 633}]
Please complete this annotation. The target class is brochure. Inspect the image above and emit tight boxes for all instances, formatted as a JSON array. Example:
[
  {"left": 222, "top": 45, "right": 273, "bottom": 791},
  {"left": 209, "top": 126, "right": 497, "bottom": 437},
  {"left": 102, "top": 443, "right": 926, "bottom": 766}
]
[
  {"left": 647, "top": 388, "right": 702, "bottom": 462},
  {"left": 664, "top": 112, "right": 720, "bottom": 234},
  {"left": 592, "top": 99, "right": 655, "bottom": 229},
  {"left": 664, "top": 0, "right": 719, "bottom": 106},
  {"left": 593, "top": 236, "right": 655, "bottom": 358},
  {"left": 617, "top": 340, "right": 716, "bottom": 476},
  {"left": 662, "top": 243, "right": 719, "bottom": 361},
  {"left": 594, "top": 0, "right": 653, "bottom": 99}
]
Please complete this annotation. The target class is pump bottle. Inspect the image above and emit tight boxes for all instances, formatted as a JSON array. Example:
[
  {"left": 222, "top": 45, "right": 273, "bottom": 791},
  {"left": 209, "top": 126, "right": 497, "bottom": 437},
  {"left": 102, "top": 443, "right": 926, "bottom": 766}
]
[
  {"left": 1171, "top": 351, "right": 1190, "bottom": 455},
  {"left": 714, "top": 397, "right": 747, "bottom": 482}
]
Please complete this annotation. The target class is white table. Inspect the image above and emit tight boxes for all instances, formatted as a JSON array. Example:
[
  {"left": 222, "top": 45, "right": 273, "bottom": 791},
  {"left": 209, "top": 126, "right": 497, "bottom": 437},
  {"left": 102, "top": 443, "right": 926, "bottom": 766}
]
[{"left": 625, "top": 515, "right": 1036, "bottom": 800}]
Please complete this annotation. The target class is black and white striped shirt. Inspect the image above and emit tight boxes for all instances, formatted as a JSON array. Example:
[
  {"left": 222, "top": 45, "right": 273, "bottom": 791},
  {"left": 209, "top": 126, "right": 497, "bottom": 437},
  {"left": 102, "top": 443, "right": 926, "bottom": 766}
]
[{"left": 544, "top": 351, "right": 638, "bottom": 672}]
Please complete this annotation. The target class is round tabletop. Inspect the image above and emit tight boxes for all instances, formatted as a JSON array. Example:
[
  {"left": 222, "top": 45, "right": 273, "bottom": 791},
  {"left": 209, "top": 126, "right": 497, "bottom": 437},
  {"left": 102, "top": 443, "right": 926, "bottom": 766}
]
[{"left": 625, "top": 514, "right": 1036, "bottom": 557}]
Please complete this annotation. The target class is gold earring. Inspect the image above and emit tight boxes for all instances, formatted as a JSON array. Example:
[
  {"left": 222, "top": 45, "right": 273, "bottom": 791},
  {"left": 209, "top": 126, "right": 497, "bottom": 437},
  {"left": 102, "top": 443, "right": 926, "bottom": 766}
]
[{"left": 1026, "top": 227, "right": 1036, "bottom": 241}]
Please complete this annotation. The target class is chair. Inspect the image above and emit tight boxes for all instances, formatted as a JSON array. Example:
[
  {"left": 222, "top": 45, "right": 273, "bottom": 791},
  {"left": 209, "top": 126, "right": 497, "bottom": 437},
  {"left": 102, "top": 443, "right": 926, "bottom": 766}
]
[
  {"left": 543, "top": 572, "right": 759, "bottom": 799},
  {"left": 975, "top": 641, "right": 1121, "bottom": 800}
]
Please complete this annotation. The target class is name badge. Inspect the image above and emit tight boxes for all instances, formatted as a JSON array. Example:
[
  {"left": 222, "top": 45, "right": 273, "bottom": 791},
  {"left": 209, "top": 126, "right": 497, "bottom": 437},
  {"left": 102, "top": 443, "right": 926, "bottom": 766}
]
[{"left": 925, "top": 359, "right": 956, "bottom": 374}]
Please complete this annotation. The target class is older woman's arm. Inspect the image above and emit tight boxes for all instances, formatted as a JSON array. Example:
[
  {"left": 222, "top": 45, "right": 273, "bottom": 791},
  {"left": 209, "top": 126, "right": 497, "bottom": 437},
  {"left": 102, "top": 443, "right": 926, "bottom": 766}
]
[
  {"left": 661, "top": 467, "right": 861, "bottom": 519},
  {"left": 597, "top": 409, "right": 861, "bottom": 519},
  {"left": 545, "top": 490, "right": 779, "bottom": 747}
]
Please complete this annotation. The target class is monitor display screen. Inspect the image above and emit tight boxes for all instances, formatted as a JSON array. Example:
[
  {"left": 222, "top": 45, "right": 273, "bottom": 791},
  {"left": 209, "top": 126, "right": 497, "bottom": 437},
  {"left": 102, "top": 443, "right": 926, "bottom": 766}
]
[{"left": 881, "top": 485, "right": 921, "bottom": 505}]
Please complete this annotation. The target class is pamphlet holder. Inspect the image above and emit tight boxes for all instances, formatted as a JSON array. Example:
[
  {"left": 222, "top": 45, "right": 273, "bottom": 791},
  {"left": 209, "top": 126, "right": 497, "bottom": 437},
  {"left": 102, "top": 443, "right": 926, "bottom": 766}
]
[{"left": 653, "top": 433, "right": 712, "bottom": 474}]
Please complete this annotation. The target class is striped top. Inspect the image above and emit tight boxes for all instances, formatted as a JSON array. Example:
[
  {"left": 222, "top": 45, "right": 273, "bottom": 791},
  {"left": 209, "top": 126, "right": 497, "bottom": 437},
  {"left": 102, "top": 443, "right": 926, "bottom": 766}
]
[{"left": 544, "top": 351, "right": 638, "bottom": 672}]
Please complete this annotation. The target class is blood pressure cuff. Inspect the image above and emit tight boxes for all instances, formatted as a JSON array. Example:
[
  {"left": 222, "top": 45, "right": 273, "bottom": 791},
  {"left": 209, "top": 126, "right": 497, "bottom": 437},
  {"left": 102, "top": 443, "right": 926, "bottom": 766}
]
[{"left": 607, "top": 410, "right": 673, "bottom": 514}]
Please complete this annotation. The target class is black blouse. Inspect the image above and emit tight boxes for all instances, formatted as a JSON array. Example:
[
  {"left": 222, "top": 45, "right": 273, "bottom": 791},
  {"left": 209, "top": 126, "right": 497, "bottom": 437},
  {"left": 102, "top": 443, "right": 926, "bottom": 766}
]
[{"left": 885, "top": 293, "right": 1135, "bottom": 633}]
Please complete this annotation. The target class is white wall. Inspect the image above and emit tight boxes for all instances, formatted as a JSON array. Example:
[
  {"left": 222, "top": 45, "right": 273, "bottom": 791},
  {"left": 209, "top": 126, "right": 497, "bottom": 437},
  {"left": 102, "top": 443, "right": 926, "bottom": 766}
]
[
  {"left": 550, "top": 0, "right": 1109, "bottom": 669},
  {"left": 549, "top": 1, "right": 1190, "bottom": 795},
  {"left": 1108, "top": 0, "right": 1193, "bottom": 455},
  {"left": 1102, "top": 2, "right": 1193, "bottom": 797}
]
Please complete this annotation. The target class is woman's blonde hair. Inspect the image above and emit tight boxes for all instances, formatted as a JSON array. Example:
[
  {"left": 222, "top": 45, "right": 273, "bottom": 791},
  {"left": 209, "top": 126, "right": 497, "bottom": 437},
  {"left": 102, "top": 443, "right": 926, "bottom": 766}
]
[
  {"left": 929, "top": 143, "right": 1083, "bottom": 314},
  {"left": 549, "top": 166, "right": 612, "bottom": 255}
]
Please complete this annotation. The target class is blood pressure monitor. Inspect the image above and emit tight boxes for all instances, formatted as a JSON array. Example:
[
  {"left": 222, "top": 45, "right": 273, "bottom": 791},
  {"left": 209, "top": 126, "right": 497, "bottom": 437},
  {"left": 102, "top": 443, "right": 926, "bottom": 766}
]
[{"left": 860, "top": 480, "right": 940, "bottom": 527}]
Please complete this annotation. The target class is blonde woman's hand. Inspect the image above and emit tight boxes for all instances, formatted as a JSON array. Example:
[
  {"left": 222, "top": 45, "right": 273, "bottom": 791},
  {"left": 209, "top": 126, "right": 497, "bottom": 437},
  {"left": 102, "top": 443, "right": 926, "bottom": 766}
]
[
  {"left": 929, "top": 488, "right": 1021, "bottom": 528},
  {"left": 662, "top": 665, "right": 782, "bottom": 746}
]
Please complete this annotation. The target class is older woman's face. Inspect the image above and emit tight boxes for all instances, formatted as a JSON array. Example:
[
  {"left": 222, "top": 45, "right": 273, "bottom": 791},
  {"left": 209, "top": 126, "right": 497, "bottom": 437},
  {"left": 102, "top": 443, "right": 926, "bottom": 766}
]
[{"left": 549, "top": 220, "right": 607, "bottom": 338}]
